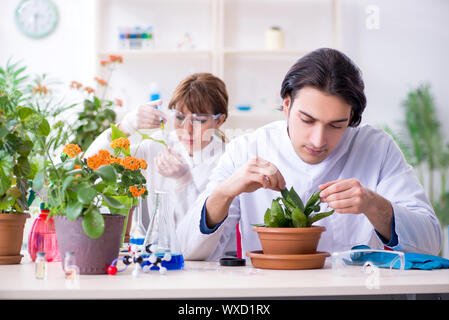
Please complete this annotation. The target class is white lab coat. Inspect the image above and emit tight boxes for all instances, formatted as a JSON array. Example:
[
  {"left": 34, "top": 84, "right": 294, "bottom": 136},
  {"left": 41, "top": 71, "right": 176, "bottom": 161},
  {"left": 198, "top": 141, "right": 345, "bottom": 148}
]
[
  {"left": 85, "top": 128, "right": 236, "bottom": 254},
  {"left": 177, "top": 120, "right": 442, "bottom": 260}
]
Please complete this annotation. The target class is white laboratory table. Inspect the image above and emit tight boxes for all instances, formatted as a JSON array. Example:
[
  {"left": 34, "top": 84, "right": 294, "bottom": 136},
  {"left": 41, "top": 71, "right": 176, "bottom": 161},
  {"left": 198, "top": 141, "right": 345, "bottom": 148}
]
[{"left": 1, "top": 258, "right": 448, "bottom": 300}]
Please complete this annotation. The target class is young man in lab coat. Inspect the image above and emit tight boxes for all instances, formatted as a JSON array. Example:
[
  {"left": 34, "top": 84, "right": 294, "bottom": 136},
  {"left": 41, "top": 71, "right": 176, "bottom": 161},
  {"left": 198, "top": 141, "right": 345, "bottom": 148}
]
[{"left": 176, "top": 48, "right": 442, "bottom": 260}]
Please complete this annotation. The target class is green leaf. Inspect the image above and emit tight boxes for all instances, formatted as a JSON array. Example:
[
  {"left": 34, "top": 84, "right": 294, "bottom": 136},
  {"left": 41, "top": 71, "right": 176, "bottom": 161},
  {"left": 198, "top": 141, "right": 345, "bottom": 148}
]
[
  {"left": 16, "top": 139, "right": 33, "bottom": 156},
  {"left": 304, "top": 191, "right": 321, "bottom": 216},
  {"left": 82, "top": 207, "right": 104, "bottom": 238},
  {"left": 307, "top": 210, "right": 334, "bottom": 227},
  {"left": 0, "top": 124, "right": 8, "bottom": 140},
  {"left": 17, "top": 107, "right": 35, "bottom": 120},
  {"left": 268, "top": 199, "right": 288, "bottom": 227},
  {"left": 263, "top": 208, "right": 271, "bottom": 226},
  {"left": 305, "top": 191, "right": 321, "bottom": 209},
  {"left": 0, "top": 152, "right": 13, "bottom": 195},
  {"left": 13, "top": 156, "right": 31, "bottom": 178},
  {"left": 291, "top": 207, "right": 307, "bottom": 227},
  {"left": 111, "top": 124, "right": 128, "bottom": 140},
  {"left": 66, "top": 201, "right": 83, "bottom": 221},
  {"left": 38, "top": 118, "right": 50, "bottom": 136},
  {"left": 62, "top": 175, "right": 76, "bottom": 191},
  {"left": 4, "top": 133, "right": 21, "bottom": 153},
  {"left": 288, "top": 187, "right": 304, "bottom": 211},
  {"left": 32, "top": 169, "right": 45, "bottom": 192},
  {"left": 102, "top": 195, "right": 125, "bottom": 209},
  {"left": 77, "top": 187, "right": 97, "bottom": 204},
  {"left": 96, "top": 165, "right": 117, "bottom": 183}
]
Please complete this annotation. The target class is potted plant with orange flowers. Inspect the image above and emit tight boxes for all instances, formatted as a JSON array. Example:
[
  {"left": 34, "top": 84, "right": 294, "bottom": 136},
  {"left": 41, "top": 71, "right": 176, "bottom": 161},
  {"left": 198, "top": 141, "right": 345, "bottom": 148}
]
[{"left": 38, "top": 127, "right": 148, "bottom": 274}]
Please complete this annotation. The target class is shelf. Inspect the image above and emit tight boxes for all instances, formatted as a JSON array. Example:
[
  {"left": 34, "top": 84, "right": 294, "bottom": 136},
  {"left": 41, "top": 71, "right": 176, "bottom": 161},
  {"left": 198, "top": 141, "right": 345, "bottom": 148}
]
[
  {"left": 223, "top": 48, "right": 309, "bottom": 56},
  {"left": 97, "top": 49, "right": 212, "bottom": 58}
]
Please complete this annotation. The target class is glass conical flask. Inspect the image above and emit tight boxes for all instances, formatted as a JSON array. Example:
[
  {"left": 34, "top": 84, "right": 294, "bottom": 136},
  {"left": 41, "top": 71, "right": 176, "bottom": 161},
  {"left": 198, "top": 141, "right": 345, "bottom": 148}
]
[
  {"left": 142, "top": 190, "right": 184, "bottom": 270},
  {"left": 129, "top": 196, "right": 148, "bottom": 246}
]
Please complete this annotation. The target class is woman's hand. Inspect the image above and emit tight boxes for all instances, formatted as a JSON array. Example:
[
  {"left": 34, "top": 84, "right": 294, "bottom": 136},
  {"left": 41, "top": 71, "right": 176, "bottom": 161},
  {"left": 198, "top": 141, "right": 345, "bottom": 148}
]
[
  {"left": 155, "top": 147, "right": 189, "bottom": 179},
  {"left": 118, "top": 99, "right": 167, "bottom": 135}
]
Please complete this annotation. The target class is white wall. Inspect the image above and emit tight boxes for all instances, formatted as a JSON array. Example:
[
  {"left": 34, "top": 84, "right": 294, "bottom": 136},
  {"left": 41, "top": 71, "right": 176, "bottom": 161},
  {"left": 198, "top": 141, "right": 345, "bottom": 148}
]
[
  {"left": 0, "top": 0, "right": 96, "bottom": 87},
  {"left": 1, "top": 0, "right": 447, "bottom": 133},
  {"left": 341, "top": 0, "right": 449, "bottom": 137}
]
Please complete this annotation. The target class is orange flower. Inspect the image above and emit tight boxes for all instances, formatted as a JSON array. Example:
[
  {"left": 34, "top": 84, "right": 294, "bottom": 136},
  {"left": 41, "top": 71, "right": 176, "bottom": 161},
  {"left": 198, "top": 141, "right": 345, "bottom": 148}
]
[
  {"left": 100, "top": 60, "right": 110, "bottom": 66},
  {"left": 86, "top": 149, "right": 111, "bottom": 170},
  {"left": 84, "top": 86, "right": 95, "bottom": 94},
  {"left": 115, "top": 98, "right": 123, "bottom": 107},
  {"left": 33, "top": 83, "right": 50, "bottom": 95},
  {"left": 70, "top": 81, "right": 83, "bottom": 89},
  {"left": 129, "top": 186, "right": 146, "bottom": 197},
  {"left": 94, "top": 77, "right": 108, "bottom": 86},
  {"left": 121, "top": 156, "right": 140, "bottom": 171},
  {"left": 138, "top": 159, "right": 147, "bottom": 170},
  {"left": 74, "top": 165, "right": 81, "bottom": 169},
  {"left": 62, "top": 144, "right": 82, "bottom": 158},
  {"left": 109, "top": 55, "right": 123, "bottom": 63},
  {"left": 109, "top": 155, "right": 122, "bottom": 165},
  {"left": 110, "top": 137, "right": 130, "bottom": 151}
]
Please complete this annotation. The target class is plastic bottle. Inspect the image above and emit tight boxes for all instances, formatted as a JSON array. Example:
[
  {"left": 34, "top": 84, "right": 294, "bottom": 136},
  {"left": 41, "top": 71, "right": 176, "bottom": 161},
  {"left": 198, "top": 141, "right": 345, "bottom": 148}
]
[
  {"left": 28, "top": 203, "right": 60, "bottom": 262},
  {"left": 118, "top": 26, "right": 127, "bottom": 49},
  {"left": 35, "top": 252, "right": 47, "bottom": 280},
  {"left": 149, "top": 82, "right": 161, "bottom": 102}
]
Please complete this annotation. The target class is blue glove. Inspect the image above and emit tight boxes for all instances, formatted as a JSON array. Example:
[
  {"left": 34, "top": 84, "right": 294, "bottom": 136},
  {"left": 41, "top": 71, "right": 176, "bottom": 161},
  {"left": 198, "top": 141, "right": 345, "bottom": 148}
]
[{"left": 347, "top": 245, "right": 449, "bottom": 270}]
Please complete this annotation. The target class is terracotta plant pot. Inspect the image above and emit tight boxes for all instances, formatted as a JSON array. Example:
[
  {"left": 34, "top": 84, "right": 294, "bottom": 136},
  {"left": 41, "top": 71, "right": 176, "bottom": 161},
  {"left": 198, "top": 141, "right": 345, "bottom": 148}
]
[
  {"left": 253, "top": 226, "right": 326, "bottom": 255},
  {"left": 54, "top": 214, "right": 125, "bottom": 274},
  {"left": 246, "top": 250, "right": 330, "bottom": 270},
  {"left": 0, "top": 212, "right": 31, "bottom": 264}
]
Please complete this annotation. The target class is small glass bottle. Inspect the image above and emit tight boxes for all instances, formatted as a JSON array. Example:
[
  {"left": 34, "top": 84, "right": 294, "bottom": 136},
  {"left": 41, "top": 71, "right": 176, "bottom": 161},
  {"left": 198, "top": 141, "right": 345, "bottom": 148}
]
[
  {"left": 64, "top": 252, "right": 79, "bottom": 280},
  {"left": 35, "top": 252, "right": 47, "bottom": 280}
]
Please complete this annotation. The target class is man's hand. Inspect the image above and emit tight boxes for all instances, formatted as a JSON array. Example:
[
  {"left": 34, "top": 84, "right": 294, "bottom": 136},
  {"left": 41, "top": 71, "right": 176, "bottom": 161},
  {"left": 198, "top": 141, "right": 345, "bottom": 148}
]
[
  {"left": 319, "top": 178, "right": 393, "bottom": 240},
  {"left": 205, "top": 158, "right": 286, "bottom": 228},
  {"left": 219, "top": 157, "right": 286, "bottom": 198}
]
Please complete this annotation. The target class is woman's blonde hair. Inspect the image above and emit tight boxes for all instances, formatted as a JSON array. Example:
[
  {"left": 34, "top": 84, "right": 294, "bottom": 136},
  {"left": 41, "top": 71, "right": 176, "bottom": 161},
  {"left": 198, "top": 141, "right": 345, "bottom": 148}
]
[{"left": 168, "top": 73, "right": 228, "bottom": 142}]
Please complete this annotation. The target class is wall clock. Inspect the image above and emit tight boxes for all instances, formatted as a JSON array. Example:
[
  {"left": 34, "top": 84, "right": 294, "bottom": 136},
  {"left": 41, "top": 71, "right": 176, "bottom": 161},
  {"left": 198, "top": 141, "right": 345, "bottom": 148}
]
[{"left": 15, "top": 0, "right": 59, "bottom": 38}]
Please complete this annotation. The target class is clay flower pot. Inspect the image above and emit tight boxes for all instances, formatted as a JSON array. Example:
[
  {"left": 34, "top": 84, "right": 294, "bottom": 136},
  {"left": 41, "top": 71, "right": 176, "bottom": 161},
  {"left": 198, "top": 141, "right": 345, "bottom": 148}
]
[
  {"left": 0, "top": 212, "right": 31, "bottom": 264},
  {"left": 54, "top": 214, "right": 125, "bottom": 274},
  {"left": 253, "top": 226, "right": 326, "bottom": 255}
]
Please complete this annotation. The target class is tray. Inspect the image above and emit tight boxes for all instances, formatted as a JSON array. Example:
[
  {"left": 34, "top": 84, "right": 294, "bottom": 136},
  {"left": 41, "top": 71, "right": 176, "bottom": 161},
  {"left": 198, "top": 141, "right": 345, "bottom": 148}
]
[{"left": 246, "top": 250, "right": 330, "bottom": 270}]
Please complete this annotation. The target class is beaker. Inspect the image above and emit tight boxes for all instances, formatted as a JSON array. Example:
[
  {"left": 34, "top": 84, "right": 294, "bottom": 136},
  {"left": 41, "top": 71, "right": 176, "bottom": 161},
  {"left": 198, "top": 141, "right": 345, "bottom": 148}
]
[{"left": 142, "top": 190, "right": 184, "bottom": 270}]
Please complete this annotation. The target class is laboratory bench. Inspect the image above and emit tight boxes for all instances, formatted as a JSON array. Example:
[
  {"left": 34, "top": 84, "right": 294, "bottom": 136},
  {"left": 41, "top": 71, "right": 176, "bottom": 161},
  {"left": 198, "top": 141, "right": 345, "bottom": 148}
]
[{"left": 0, "top": 257, "right": 448, "bottom": 300}]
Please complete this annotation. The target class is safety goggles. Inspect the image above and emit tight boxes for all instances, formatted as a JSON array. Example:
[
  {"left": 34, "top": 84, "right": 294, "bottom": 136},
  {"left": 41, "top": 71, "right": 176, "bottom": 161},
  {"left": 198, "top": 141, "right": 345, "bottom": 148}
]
[{"left": 173, "top": 110, "right": 222, "bottom": 126}]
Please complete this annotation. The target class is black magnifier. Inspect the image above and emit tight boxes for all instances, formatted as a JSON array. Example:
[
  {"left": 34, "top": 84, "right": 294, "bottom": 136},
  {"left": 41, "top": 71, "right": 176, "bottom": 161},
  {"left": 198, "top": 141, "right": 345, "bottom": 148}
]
[{"left": 219, "top": 251, "right": 246, "bottom": 266}]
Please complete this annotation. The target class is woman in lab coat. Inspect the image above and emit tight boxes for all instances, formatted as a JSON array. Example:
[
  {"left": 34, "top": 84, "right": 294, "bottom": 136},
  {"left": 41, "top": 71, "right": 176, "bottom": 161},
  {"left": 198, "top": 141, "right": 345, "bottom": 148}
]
[
  {"left": 84, "top": 73, "right": 234, "bottom": 246},
  {"left": 177, "top": 48, "right": 442, "bottom": 260}
]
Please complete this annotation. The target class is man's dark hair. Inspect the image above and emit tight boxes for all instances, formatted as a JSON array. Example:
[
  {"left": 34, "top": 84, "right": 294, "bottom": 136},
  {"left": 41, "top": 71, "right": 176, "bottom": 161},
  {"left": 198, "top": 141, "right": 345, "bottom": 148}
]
[{"left": 280, "top": 48, "right": 366, "bottom": 127}]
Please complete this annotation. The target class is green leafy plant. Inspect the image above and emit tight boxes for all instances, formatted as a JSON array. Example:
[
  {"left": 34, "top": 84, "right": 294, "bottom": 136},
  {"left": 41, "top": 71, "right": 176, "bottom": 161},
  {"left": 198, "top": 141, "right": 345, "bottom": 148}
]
[
  {"left": 255, "top": 187, "right": 334, "bottom": 228},
  {"left": 383, "top": 83, "right": 449, "bottom": 226},
  {"left": 0, "top": 59, "right": 35, "bottom": 213}
]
